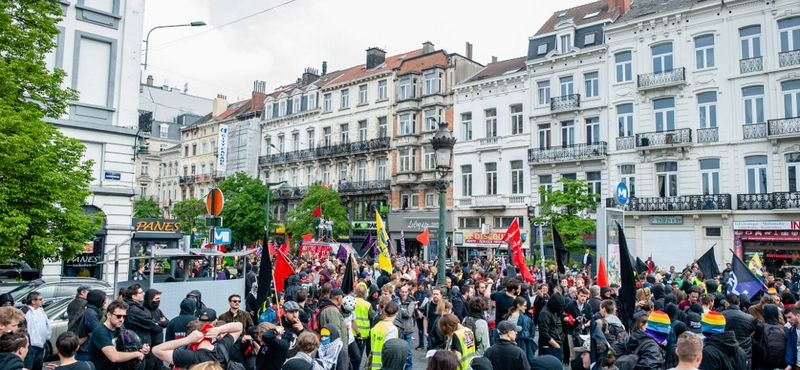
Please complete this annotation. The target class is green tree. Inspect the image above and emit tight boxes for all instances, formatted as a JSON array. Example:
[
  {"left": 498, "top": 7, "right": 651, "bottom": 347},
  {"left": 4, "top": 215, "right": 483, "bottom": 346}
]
[
  {"left": 531, "top": 178, "right": 598, "bottom": 254},
  {"left": 286, "top": 184, "right": 350, "bottom": 244},
  {"left": 218, "top": 172, "right": 269, "bottom": 246},
  {"left": 133, "top": 197, "right": 161, "bottom": 219},
  {"left": 172, "top": 198, "right": 207, "bottom": 245},
  {"left": 0, "top": 1, "right": 102, "bottom": 267}
]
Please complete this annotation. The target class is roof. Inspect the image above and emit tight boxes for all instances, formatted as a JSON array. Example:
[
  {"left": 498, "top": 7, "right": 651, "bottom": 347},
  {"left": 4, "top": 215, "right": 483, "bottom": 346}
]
[
  {"left": 535, "top": 0, "right": 619, "bottom": 36},
  {"left": 463, "top": 56, "right": 527, "bottom": 84},
  {"left": 616, "top": 0, "right": 702, "bottom": 23},
  {"left": 184, "top": 98, "right": 255, "bottom": 129},
  {"left": 323, "top": 49, "right": 423, "bottom": 87}
]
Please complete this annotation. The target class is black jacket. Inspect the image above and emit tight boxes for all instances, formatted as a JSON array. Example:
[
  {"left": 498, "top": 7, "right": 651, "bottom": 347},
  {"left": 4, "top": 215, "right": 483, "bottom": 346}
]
[
  {"left": 143, "top": 289, "right": 168, "bottom": 346},
  {"left": 484, "top": 338, "right": 531, "bottom": 370},
  {"left": 166, "top": 298, "right": 196, "bottom": 341},
  {"left": 611, "top": 330, "right": 664, "bottom": 370},
  {"left": 0, "top": 353, "right": 24, "bottom": 370},
  {"left": 537, "top": 293, "right": 564, "bottom": 349},
  {"left": 259, "top": 328, "right": 292, "bottom": 370},
  {"left": 67, "top": 296, "right": 87, "bottom": 319},
  {"left": 123, "top": 297, "right": 160, "bottom": 345},
  {"left": 699, "top": 331, "right": 747, "bottom": 370},
  {"left": 564, "top": 299, "right": 592, "bottom": 334},
  {"left": 587, "top": 297, "right": 601, "bottom": 315},
  {"left": 721, "top": 305, "right": 756, "bottom": 362}
]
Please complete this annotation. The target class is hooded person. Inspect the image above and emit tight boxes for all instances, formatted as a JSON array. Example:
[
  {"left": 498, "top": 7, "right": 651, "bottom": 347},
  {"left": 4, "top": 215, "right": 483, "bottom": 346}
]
[
  {"left": 316, "top": 324, "right": 348, "bottom": 370},
  {"left": 378, "top": 338, "right": 407, "bottom": 370},
  {"left": 143, "top": 289, "right": 168, "bottom": 370},
  {"left": 651, "top": 285, "right": 666, "bottom": 311},
  {"left": 611, "top": 311, "right": 666, "bottom": 370},
  {"left": 368, "top": 284, "right": 381, "bottom": 311},
  {"left": 0, "top": 293, "right": 13, "bottom": 307},
  {"left": 165, "top": 298, "right": 197, "bottom": 341},
  {"left": 698, "top": 311, "right": 747, "bottom": 370},
  {"left": 661, "top": 321, "right": 688, "bottom": 370},
  {"left": 283, "top": 275, "right": 303, "bottom": 304},
  {"left": 663, "top": 302, "right": 686, "bottom": 326},
  {"left": 76, "top": 289, "right": 108, "bottom": 359},
  {"left": 753, "top": 304, "right": 784, "bottom": 369},
  {"left": 186, "top": 290, "right": 206, "bottom": 316},
  {"left": 705, "top": 279, "right": 724, "bottom": 309},
  {"left": 537, "top": 292, "right": 565, "bottom": 359}
]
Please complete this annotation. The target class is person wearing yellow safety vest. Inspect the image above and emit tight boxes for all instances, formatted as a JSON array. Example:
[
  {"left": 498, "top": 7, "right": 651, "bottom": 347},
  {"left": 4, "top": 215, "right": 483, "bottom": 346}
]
[
  {"left": 438, "top": 313, "right": 476, "bottom": 370},
  {"left": 354, "top": 285, "right": 375, "bottom": 359},
  {"left": 369, "top": 300, "right": 398, "bottom": 370}
]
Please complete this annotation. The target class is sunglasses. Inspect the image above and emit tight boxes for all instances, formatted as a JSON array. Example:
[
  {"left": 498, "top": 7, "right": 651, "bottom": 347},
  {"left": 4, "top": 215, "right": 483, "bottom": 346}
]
[
  {"left": 230, "top": 300, "right": 241, "bottom": 303},
  {"left": 113, "top": 314, "right": 127, "bottom": 319}
]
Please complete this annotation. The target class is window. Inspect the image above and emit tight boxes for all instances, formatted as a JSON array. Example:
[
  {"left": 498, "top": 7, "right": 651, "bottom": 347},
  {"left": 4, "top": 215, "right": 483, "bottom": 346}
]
[
  {"left": 746, "top": 155, "right": 768, "bottom": 194},
  {"left": 787, "top": 153, "right": 800, "bottom": 192},
  {"left": 486, "top": 163, "right": 498, "bottom": 195},
  {"left": 485, "top": 109, "right": 497, "bottom": 138},
  {"left": 340, "top": 124, "right": 349, "bottom": 142},
  {"left": 456, "top": 165, "right": 472, "bottom": 198},
  {"left": 200, "top": 164, "right": 205, "bottom": 175},
  {"left": 265, "top": 139, "right": 271, "bottom": 155},
  {"left": 511, "top": 161, "right": 524, "bottom": 194},
  {"left": 291, "top": 168, "right": 298, "bottom": 186},
  {"left": 779, "top": 17, "right": 800, "bottom": 53},
  {"left": 425, "top": 72, "right": 438, "bottom": 95},
  {"left": 740, "top": 26, "right": 762, "bottom": 59},
  {"left": 424, "top": 109, "right": 437, "bottom": 131},
  {"left": 587, "top": 171, "right": 601, "bottom": 198},
  {"left": 495, "top": 217, "right": 525, "bottom": 229},
  {"left": 400, "top": 114, "right": 413, "bottom": 135},
  {"left": 424, "top": 193, "right": 435, "bottom": 207},
  {"left": 340, "top": 89, "right": 349, "bottom": 108},
  {"left": 357, "top": 160, "right": 366, "bottom": 182},
  {"left": 698, "top": 92, "right": 717, "bottom": 128},
  {"left": 278, "top": 136, "right": 285, "bottom": 153},
  {"left": 308, "top": 92, "right": 317, "bottom": 109},
  {"left": 200, "top": 141, "right": 207, "bottom": 154},
  {"left": 306, "top": 166, "right": 314, "bottom": 184},
  {"left": 279, "top": 101, "right": 286, "bottom": 116},
  {"left": 292, "top": 133, "right": 300, "bottom": 151},
  {"left": 559, "top": 76, "right": 574, "bottom": 97},
  {"left": 700, "top": 159, "right": 720, "bottom": 195},
  {"left": 562, "top": 120, "right": 575, "bottom": 146},
  {"left": 562, "top": 173, "right": 577, "bottom": 181},
  {"left": 359, "top": 121, "right": 368, "bottom": 141},
  {"left": 461, "top": 112, "right": 473, "bottom": 141},
  {"left": 695, "top": 35, "right": 715, "bottom": 69},
  {"left": 586, "top": 117, "right": 600, "bottom": 144},
  {"left": 459, "top": 217, "right": 485, "bottom": 229},
  {"left": 75, "top": 36, "right": 114, "bottom": 108},
  {"left": 324, "top": 93, "right": 332, "bottom": 111},
  {"left": 293, "top": 96, "right": 301, "bottom": 113},
  {"left": 537, "top": 81, "right": 551, "bottom": 105},
  {"left": 308, "top": 130, "right": 315, "bottom": 148},
  {"left": 378, "top": 80, "right": 387, "bottom": 100},
  {"left": 377, "top": 158, "right": 387, "bottom": 180},
  {"left": 510, "top": 104, "right": 523, "bottom": 135},
  {"left": 266, "top": 104, "right": 273, "bottom": 119},
  {"left": 192, "top": 144, "right": 196, "bottom": 156},
  {"left": 743, "top": 86, "right": 765, "bottom": 124},
  {"left": 399, "top": 77, "right": 411, "bottom": 100},
  {"left": 539, "top": 175, "right": 553, "bottom": 203},
  {"left": 560, "top": 34, "right": 572, "bottom": 53},
  {"left": 537, "top": 43, "right": 548, "bottom": 55},
  {"left": 210, "top": 139, "right": 216, "bottom": 152},
  {"left": 358, "top": 84, "right": 368, "bottom": 104},
  {"left": 584, "top": 32, "right": 597, "bottom": 46},
  {"left": 141, "top": 162, "right": 149, "bottom": 176},
  {"left": 652, "top": 43, "right": 674, "bottom": 73},
  {"left": 538, "top": 123, "right": 551, "bottom": 149},
  {"left": 782, "top": 80, "right": 800, "bottom": 118},
  {"left": 322, "top": 164, "right": 330, "bottom": 184},
  {"left": 654, "top": 98, "right": 675, "bottom": 132},
  {"left": 378, "top": 116, "right": 387, "bottom": 137},
  {"left": 584, "top": 72, "right": 599, "bottom": 98},
  {"left": 656, "top": 162, "right": 678, "bottom": 197},
  {"left": 323, "top": 127, "right": 332, "bottom": 146},
  {"left": 399, "top": 149, "right": 416, "bottom": 172},
  {"left": 339, "top": 162, "right": 348, "bottom": 182},
  {"left": 423, "top": 147, "right": 435, "bottom": 170},
  {"left": 615, "top": 52, "right": 632, "bottom": 82},
  {"left": 706, "top": 228, "right": 722, "bottom": 237},
  {"left": 160, "top": 124, "right": 169, "bottom": 138},
  {"left": 620, "top": 164, "right": 636, "bottom": 198}
]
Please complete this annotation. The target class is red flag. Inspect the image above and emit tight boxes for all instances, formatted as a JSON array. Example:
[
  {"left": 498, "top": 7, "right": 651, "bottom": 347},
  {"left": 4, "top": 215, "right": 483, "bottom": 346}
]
[
  {"left": 648, "top": 254, "right": 653, "bottom": 274},
  {"left": 501, "top": 219, "right": 535, "bottom": 284},
  {"left": 302, "top": 233, "right": 313, "bottom": 242},
  {"left": 416, "top": 227, "right": 430, "bottom": 246},
  {"left": 280, "top": 237, "right": 290, "bottom": 254},
  {"left": 273, "top": 251, "right": 293, "bottom": 292},
  {"left": 311, "top": 205, "right": 322, "bottom": 217},
  {"left": 267, "top": 241, "right": 276, "bottom": 256},
  {"left": 597, "top": 255, "right": 609, "bottom": 288}
]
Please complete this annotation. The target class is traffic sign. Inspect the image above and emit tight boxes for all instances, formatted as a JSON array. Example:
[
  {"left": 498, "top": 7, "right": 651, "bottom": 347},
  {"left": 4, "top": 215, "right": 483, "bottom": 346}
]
[
  {"left": 616, "top": 182, "right": 629, "bottom": 205},
  {"left": 206, "top": 188, "right": 224, "bottom": 216},
  {"left": 214, "top": 229, "right": 232, "bottom": 245},
  {"left": 205, "top": 217, "right": 223, "bottom": 227}
]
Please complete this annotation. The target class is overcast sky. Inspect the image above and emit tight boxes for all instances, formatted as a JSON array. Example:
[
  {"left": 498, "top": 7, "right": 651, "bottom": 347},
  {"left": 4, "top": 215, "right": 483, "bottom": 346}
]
[{"left": 142, "top": 0, "right": 593, "bottom": 102}]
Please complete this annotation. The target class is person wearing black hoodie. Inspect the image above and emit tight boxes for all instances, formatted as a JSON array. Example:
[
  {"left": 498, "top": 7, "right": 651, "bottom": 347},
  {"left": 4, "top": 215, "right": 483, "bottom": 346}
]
[
  {"left": 698, "top": 313, "right": 747, "bottom": 370},
  {"left": 705, "top": 279, "right": 724, "bottom": 309},
  {"left": 720, "top": 293, "right": 755, "bottom": 368},
  {"left": 378, "top": 338, "right": 407, "bottom": 370},
  {"left": 0, "top": 330, "right": 28, "bottom": 370},
  {"left": 753, "top": 304, "right": 785, "bottom": 370},
  {"left": 259, "top": 324, "right": 292, "bottom": 370},
  {"left": 651, "top": 284, "right": 666, "bottom": 311},
  {"left": 538, "top": 292, "right": 565, "bottom": 359},
  {"left": 186, "top": 290, "right": 206, "bottom": 316},
  {"left": 75, "top": 289, "right": 107, "bottom": 361},
  {"left": 165, "top": 298, "right": 196, "bottom": 341},
  {"left": 142, "top": 289, "right": 168, "bottom": 370}
]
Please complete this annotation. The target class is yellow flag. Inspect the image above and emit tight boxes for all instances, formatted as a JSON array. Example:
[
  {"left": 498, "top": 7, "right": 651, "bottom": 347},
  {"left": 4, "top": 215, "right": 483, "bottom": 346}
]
[
  {"left": 376, "top": 211, "right": 392, "bottom": 274},
  {"left": 748, "top": 253, "right": 763, "bottom": 276}
]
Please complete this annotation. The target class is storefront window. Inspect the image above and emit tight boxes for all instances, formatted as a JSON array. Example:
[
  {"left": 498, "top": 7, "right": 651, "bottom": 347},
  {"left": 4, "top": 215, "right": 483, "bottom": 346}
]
[
  {"left": 130, "top": 241, "right": 173, "bottom": 280},
  {"left": 62, "top": 236, "right": 104, "bottom": 279}
]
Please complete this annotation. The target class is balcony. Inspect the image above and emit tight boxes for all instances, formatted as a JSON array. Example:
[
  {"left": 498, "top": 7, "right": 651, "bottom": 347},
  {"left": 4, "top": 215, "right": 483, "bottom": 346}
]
[
  {"left": 696, "top": 127, "right": 719, "bottom": 143},
  {"left": 616, "top": 136, "right": 635, "bottom": 150},
  {"left": 350, "top": 137, "right": 391, "bottom": 154},
  {"left": 258, "top": 137, "right": 391, "bottom": 167},
  {"left": 528, "top": 142, "right": 607, "bottom": 164},
  {"left": 338, "top": 180, "right": 391, "bottom": 194},
  {"left": 637, "top": 67, "right": 686, "bottom": 90},
  {"left": 605, "top": 194, "right": 732, "bottom": 211},
  {"left": 456, "top": 195, "right": 528, "bottom": 209},
  {"left": 740, "top": 56, "right": 763, "bottom": 73},
  {"left": 213, "top": 171, "right": 225, "bottom": 180},
  {"left": 477, "top": 136, "right": 500, "bottom": 148},
  {"left": 185, "top": 175, "right": 195, "bottom": 184},
  {"left": 768, "top": 117, "right": 800, "bottom": 137},
  {"left": 635, "top": 128, "right": 692, "bottom": 148},
  {"left": 550, "top": 94, "right": 581, "bottom": 112},
  {"left": 742, "top": 123, "right": 767, "bottom": 139},
  {"left": 738, "top": 192, "right": 800, "bottom": 210},
  {"left": 779, "top": 49, "right": 800, "bottom": 68},
  {"left": 179, "top": 177, "right": 185, "bottom": 184}
]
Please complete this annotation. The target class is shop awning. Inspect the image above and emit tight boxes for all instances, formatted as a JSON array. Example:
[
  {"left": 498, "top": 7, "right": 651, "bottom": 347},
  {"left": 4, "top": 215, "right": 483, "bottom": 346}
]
[{"left": 133, "top": 232, "right": 183, "bottom": 240}]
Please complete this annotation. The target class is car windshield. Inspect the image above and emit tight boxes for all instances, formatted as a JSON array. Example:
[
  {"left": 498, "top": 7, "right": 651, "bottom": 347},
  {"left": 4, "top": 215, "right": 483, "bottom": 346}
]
[
  {"left": 44, "top": 297, "right": 72, "bottom": 317},
  {"left": 9, "top": 284, "right": 37, "bottom": 302}
]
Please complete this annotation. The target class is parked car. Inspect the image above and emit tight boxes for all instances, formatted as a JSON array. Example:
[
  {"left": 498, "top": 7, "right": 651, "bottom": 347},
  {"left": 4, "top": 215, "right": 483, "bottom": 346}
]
[
  {"left": 42, "top": 297, "right": 72, "bottom": 360},
  {"left": 9, "top": 277, "right": 112, "bottom": 308},
  {"left": 0, "top": 260, "right": 41, "bottom": 283}
]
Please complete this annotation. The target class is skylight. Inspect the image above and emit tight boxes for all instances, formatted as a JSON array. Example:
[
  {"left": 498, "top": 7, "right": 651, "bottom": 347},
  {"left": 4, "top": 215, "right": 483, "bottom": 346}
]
[
  {"left": 503, "top": 68, "right": 520, "bottom": 75},
  {"left": 558, "top": 11, "right": 568, "bottom": 17},
  {"left": 583, "top": 10, "right": 601, "bottom": 19}
]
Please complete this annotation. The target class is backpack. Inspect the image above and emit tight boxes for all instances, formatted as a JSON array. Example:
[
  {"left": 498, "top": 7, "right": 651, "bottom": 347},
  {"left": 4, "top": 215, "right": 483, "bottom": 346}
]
[
  {"left": 215, "top": 340, "right": 247, "bottom": 370},
  {"left": 67, "top": 308, "right": 88, "bottom": 341},
  {"left": 258, "top": 302, "right": 277, "bottom": 324},
  {"left": 313, "top": 304, "right": 337, "bottom": 334},
  {"left": 758, "top": 324, "right": 787, "bottom": 368},
  {"left": 615, "top": 339, "right": 649, "bottom": 370}
]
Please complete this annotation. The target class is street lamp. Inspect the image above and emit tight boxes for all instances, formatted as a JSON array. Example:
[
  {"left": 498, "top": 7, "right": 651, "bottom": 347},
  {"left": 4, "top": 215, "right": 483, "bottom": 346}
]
[
  {"left": 256, "top": 180, "right": 292, "bottom": 308},
  {"left": 430, "top": 121, "right": 456, "bottom": 288},
  {"left": 143, "top": 21, "right": 206, "bottom": 70}
]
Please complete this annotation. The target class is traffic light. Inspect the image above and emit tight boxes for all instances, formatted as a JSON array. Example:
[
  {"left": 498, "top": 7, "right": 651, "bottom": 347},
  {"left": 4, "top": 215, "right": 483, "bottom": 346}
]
[{"left": 527, "top": 206, "right": 536, "bottom": 219}]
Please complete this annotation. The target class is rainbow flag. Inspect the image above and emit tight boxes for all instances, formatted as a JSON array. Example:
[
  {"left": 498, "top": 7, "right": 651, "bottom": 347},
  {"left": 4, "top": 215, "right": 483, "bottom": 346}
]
[{"left": 376, "top": 211, "right": 392, "bottom": 274}]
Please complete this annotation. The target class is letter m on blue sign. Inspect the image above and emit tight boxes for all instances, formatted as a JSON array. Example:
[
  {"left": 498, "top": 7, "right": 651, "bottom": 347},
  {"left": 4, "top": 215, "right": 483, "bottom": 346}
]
[{"left": 616, "top": 182, "right": 629, "bottom": 205}]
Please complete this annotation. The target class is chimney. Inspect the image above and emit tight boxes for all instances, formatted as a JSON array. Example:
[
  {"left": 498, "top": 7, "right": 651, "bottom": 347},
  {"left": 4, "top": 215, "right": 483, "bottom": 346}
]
[
  {"left": 422, "top": 41, "right": 434, "bottom": 54},
  {"left": 322, "top": 61, "right": 327, "bottom": 76},
  {"left": 252, "top": 81, "right": 267, "bottom": 111},
  {"left": 608, "top": 0, "right": 631, "bottom": 14},
  {"left": 491, "top": 56, "right": 498, "bottom": 63},
  {"left": 465, "top": 42, "right": 473, "bottom": 60},
  {"left": 146, "top": 75, "right": 154, "bottom": 87},
  {"left": 366, "top": 47, "right": 386, "bottom": 69},
  {"left": 302, "top": 67, "right": 320, "bottom": 86},
  {"left": 183, "top": 83, "right": 188, "bottom": 94},
  {"left": 212, "top": 94, "right": 228, "bottom": 117}
]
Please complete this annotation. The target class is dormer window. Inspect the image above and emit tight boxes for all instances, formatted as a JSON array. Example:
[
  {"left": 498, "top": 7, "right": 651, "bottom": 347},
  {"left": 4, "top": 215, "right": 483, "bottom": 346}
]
[
  {"left": 558, "top": 11, "right": 568, "bottom": 17},
  {"left": 279, "top": 100, "right": 286, "bottom": 116},
  {"left": 560, "top": 34, "right": 572, "bottom": 53},
  {"left": 537, "top": 43, "right": 548, "bottom": 55},
  {"left": 583, "top": 10, "right": 600, "bottom": 19},
  {"left": 293, "top": 96, "right": 300, "bottom": 113}
]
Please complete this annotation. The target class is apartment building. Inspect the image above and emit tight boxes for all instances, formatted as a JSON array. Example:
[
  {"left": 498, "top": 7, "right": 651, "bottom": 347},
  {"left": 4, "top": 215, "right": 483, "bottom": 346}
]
[
  {"left": 601, "top": 0, "right": 800, "bottom": 268},
  {"left": 452, "top": 56, "right": 531, "bottom": 260}
]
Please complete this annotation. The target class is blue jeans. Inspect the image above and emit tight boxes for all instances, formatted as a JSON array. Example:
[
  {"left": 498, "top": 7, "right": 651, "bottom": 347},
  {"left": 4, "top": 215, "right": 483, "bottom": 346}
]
[
  {"left": 541, "top": 346, "right": 562, "bottom": 359},
  {"left": 403, "top": 332, "right": 413, "bottom": 369}
]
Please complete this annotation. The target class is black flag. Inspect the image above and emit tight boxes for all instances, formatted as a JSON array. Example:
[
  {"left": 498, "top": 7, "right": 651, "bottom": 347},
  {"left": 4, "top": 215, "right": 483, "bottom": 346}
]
[
  {"left": 616, "top": 221, "right": 637, "bottom": 329},
  {"left": 635, "top": 257, "right": 649, "bottom": 276},
  {"left": 341, "top": 253, "right": 355, "bottom": 295},
  {"left": 552, "top": 224, "right": 569, "bottom": 276},
  {"left": 256, "top": 247, "right": 274, "bottom": 312},
  {"left": 697, "top": 245, "right": 721, "bottom": 279}
]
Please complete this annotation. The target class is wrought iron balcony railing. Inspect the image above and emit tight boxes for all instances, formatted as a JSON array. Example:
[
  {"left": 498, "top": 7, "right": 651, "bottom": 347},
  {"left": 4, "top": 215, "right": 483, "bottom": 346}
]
[
  {"left": 696, "top": 127, "right": 719, "bottom": 143},
  {"left": 635, "top": 128, "right": 692, "bottom": 148},
  {"left": 258, "top": 137, "right": 391, "bottom": 166},
  {"left": 338, "top": 180, "right": 391, "bottom": 193},
  {"left": 768, "top": 117, "right": 800, "bottom": 136},
  {"left": 742, "top": 123, "right": 767, "bottom": 139},
  {"left": 740, "top": 56, "right": 763, "bottom": 73},
  {"left": 637, "top": 67, "right": 686, "bottom": 89},
  {"left": 779, "top": 49, "right": 800, "bottom": 68},
  {"left": 605, "top": 194, "right": 732, "bottom": 211},
  {"left": 616, "top": 136, "right": 634, "bottom": 150},
  {"left": 738, "top": 192, "right": 800, "bottom": 210},
  {"left": 550, "top": 94, "right": 581, "bottom": 112},
  {"left": 528, "top": 142, "right": 607, "bottom": 163}
]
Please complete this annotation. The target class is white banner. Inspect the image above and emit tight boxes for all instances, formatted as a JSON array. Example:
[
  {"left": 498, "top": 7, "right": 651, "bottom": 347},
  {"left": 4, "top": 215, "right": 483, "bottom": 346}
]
[{"left": 217, "top": 124, "right": 229, "bottom": 172}]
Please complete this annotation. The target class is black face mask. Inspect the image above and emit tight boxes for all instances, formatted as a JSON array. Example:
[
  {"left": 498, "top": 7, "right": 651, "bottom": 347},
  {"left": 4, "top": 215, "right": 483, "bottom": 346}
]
[{"left": 151, "top": 300, "right": 160, "bottom": 309}]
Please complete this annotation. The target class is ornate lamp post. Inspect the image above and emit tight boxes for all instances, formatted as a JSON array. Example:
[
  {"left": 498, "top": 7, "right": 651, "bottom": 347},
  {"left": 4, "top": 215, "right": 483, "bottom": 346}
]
[{"left": 430, "top": 121, "right": 456, "bottom": 288}]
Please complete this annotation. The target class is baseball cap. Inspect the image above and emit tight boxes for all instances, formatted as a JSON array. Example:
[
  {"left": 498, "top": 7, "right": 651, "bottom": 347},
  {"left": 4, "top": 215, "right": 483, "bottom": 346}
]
[
  {"left": 283, "top": 301, "right": 301, "bottom": 312},
  {"left": 401, "top": 274, "right": 412, "bottom": 281},
  {"left": 77, "top": 285, "right": 91, "bottom": 293},
  {"left": 198, "top": 308, "right": 217, "bottom": 322},
  {"left": 496, "top": 320, "right": 522, "bottom": 334},
  {"left": 331, "top": 288, "right": 344, "bottom": 297}
]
